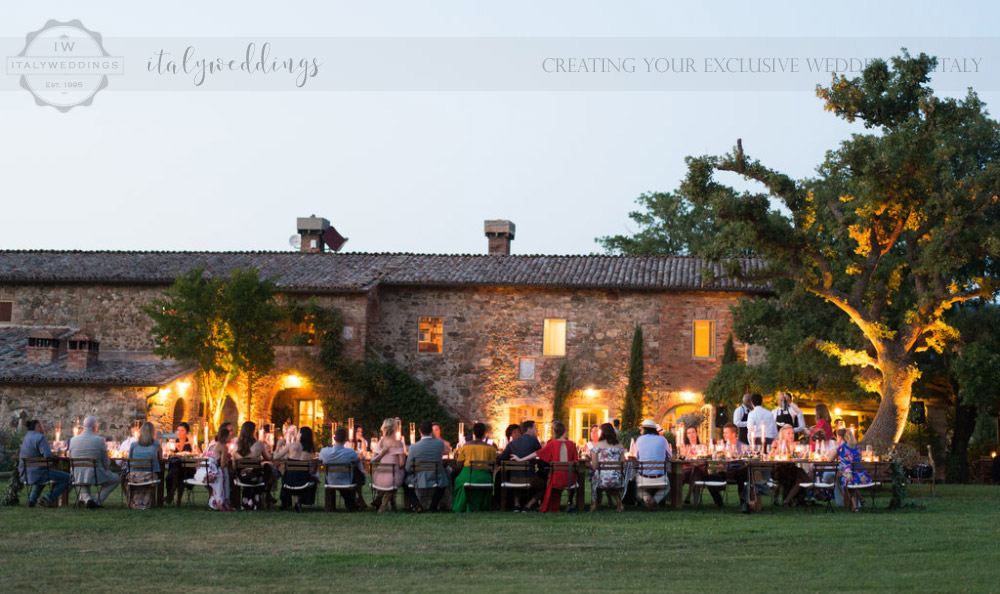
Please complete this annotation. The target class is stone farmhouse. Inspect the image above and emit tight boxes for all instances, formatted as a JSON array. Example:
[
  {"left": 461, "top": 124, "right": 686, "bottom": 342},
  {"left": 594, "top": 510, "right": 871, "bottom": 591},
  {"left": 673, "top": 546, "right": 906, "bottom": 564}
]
[{"left": 1, "top": 217, "right": 779, "bottom": 442}]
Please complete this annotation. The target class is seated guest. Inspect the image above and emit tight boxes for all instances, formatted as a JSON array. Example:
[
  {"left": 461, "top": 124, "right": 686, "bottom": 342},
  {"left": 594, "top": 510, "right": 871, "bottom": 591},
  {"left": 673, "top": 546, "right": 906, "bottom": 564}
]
[
  {"left": 275, "top": 423, "right": 298, "bottom": 453},
  {"left": 812, "top": 403, "right": 834, "bottom": 444},
  {"left": 126, "top": 421, "right": 162, "bottom": 510},
  {"left": 404, "top": 421, "right": 448, "bottom": 512},
  {"left": 371, "top": 418, "right": 406, "bottom": 512},
  {"left": 498, "top": 420, "right": 543, "bottom": 512},
  {"left": 18, "top": 420, "right": 71, "bottom": 508},
  {"left": 68, "top": 416, "right": 120, "bottom": 509},
  {"left": 771, "top": 425, "right": 809, "bottom": 506},
  {"left": 518, "top": 421, "right": 579, "bottom": 513},
  {"left": 276, "top": 426, "right": 318, "bottom": 512},
  {"left": 352, "top": 426, "right": 369, "bottom": 456},
  {"left": 633, "top": 419, "right": 670, "bottom": 510},
  {"left": 234, "top": 421, "right": 273, "bottom": 509},
  {"left": 832, "top": 427, "right": 871, "bottom": 512},
  {"left": 583, "top": 424, "right": 601, "bottom": 456},
  {"left": 320, "top": 427, "right": 366, "bottom": 511},
  {"left": 432, "top": 422, "right": 452, "bottom": 456},
  {"left": 118, "top": 424, "right": 141, "bottom": 458},
  {"left": 681, "top": 426, "right": 706, "bottom": 504},
  {"left": 164, "top": 422, "right": 198, "bottom": 504},
  {"left": 452, "top": 422, "right": 497, "bottom": 512},
  {"left": 691, "top": 423, "right": 751, "bottom": 511},
  {"left": 505, "top": 423, "right": 522, "bottom": 443},
  {"left": 196, "top": 425, "right": 236, "bottom": 512},
  {"left": 588, "top": 423, "right": 625, "bottom": 512},
  {"left": 260, "top": 424, "right": 274, "bottom": 457}
]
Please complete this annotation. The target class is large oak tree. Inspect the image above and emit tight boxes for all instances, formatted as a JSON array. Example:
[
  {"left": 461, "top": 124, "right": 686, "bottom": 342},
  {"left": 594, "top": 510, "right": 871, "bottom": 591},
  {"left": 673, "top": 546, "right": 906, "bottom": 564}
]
[{"left": 683, "top": 53, "right": 1000, "bottom": 444}]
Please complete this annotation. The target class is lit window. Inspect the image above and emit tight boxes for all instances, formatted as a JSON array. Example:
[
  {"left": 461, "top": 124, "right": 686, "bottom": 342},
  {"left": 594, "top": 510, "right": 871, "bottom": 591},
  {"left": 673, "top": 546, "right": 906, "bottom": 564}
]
[
  {"left": 693, "top": 320, "right": 715, "bottom": 358},
  {"left": 543, "top": 318, "right": 566, "bottom": 356},
  {"left": 0, "top": 301, "right": 11, "bottom": 323},
  {"left": 297, "top": 399, "right": 324, "bottom": 430},
  {"left": 418, "top": 317, "right": 443, "bottom": 353},
  {"left": 518, "top": 357, "right": 536, "bottom": 381},
  {"left": 509, "top": 405, "right": 545, "bottom": 427}
]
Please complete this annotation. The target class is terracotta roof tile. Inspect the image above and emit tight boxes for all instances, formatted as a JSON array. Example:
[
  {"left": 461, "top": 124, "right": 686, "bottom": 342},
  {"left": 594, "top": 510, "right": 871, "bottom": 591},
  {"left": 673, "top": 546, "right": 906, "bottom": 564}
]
[{"left": 0, "top": 250, "right": 768, "bottom": 293}]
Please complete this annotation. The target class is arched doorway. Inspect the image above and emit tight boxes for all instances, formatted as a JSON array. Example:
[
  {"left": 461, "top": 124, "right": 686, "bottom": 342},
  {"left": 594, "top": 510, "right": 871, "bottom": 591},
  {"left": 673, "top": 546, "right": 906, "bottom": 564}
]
[
  {"left": 222, "top": 396, "right": 240, "bottom": 427},
  {"left": 172, "top": 398, "right": 186, "bottom": 430},
  {"left": 270, "top": 388, "right": 323, "bottom": 431}
]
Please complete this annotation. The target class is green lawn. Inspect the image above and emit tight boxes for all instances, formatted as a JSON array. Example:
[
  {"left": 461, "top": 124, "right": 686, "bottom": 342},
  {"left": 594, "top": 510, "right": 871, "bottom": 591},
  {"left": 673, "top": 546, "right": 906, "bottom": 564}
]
[{"left": 1, "top": 483, "right": 998, "bottom": 593}]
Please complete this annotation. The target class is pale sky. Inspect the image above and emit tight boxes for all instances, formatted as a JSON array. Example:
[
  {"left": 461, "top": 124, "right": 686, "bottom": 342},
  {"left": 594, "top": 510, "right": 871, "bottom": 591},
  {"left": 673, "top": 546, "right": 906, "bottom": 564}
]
[{"left": 1, "top": 1, "right": 998, "bottom": 255}]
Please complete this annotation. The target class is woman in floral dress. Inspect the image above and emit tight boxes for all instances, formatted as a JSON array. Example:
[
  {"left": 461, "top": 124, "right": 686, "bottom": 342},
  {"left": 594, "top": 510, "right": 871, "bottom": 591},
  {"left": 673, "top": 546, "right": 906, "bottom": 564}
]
[
  {"left": 195, "top": 425, "right": 236, "bottom": 512},
  {"left": 588, "top": 423, "right": 625, "bottom": 512},
  {"left": 835, "top": 427, "right": 871, "bottom": 511}
]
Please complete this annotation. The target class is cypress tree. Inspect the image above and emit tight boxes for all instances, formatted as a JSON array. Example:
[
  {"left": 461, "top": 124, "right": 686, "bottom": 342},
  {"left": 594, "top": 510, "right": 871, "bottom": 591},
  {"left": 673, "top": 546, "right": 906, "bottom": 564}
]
[
  {"left": 552, "top": 360, "right": 571, "bottom": 425},
  {"left": 621, "top": 324, "right": 644, "bottom": 431}
]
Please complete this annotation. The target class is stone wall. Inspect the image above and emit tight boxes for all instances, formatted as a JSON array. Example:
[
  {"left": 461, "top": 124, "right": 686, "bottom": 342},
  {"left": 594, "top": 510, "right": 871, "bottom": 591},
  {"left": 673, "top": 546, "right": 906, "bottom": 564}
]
[
  {"left": 367, "top": 286, "right": 746, "bottom": 426},
  {"left": 1, "top": 284, "right": 370, "bottom": 362},
  {"left": 1, "top": 384, "right": 154, "bottom": 439}
]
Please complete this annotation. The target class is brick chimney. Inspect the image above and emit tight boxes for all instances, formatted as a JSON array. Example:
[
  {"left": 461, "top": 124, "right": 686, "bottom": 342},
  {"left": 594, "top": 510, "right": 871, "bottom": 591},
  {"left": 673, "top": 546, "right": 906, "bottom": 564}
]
[
  {"left": 67, "top": 332, "right": 99, "bottom": 371},
  {"left": 297, "top": 215, "right": 330, "bottom": 253},
  {"left": 484, "top": 220, "right": 515, "bottom": 255},
  {"left": 26, "top": 330, "right": 65, "bottom": 364}
]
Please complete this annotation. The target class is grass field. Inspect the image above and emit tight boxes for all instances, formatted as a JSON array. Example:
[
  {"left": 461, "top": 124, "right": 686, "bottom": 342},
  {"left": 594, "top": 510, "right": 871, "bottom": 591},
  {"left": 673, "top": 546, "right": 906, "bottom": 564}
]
[{"left": 1, "top": 482, "right": 998, "bottom": 593}]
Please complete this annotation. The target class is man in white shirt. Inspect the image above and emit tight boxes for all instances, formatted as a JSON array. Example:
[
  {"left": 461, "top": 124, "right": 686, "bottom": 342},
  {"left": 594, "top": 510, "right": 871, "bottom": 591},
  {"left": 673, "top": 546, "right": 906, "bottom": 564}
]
[
  {"left": 733, "top": 393, "right": 753, "bottom": 444},
  {"left": 772, "top": 392, "right": 806, "bottom": 436},
  {"left": 745, "top": 393, "right": 777, "bottom": 448}
]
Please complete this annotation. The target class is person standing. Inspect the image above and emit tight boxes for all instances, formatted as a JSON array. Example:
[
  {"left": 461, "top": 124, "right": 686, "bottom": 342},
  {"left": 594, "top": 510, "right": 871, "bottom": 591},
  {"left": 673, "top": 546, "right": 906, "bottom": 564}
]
[
  {"left": 18, "top": 420, "right": 71, "bottom": 508},
  {"left": 68, "top": 416, "right": 120, "bottom": 508},
  {"left": 772, "top": 392, "right": 806, "bottom": 437},
  {"left": 745, "top": 393, "right": 777, "bottom": 449},
  {"left": 733, "top": 393, "right": 753, "bottom": 445}
]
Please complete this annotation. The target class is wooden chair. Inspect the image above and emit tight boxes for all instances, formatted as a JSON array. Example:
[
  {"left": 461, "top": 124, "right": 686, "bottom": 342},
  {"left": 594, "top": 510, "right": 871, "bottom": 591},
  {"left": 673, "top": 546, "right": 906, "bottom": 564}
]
[
  {"left": 282, "top": 460, "right": 317, "bottom": 510},
  {"left": 461, "top": 459, "right": 496, "bottom": 509},
  {"left": 21, "top": 457, "right": 57, "bottom": 504},
  {"left": 799, "top": 462, "right": 838, "bottom": 512},
  {"left": 692, "top": 463, "right": 729, "bottom": 512},
  {"left": 369, "top": 462, "right": 402, "bottom": 512},
  {"left": 233, "top": 458, "right": 269, "bottom": 510},
  {"left": 181, "top": 458, "right": 211, "bottom": 507},
  {"left": 634, "top": 460, "right": 669, "bottom": 510},
  {"left": 845, "top": 461, "right": 885, "bottom": 510},
  {"left": 591, "top": 459, "right": 625, "bottom": 510},
  {"left": 407, "top": 461, "right": 445, "bottom": 511},
  {"left": 124, "top": 458, "right": 162, "bottom": 509},
  {"left": 499, "top": 460, "right": 534, "bottom": 511},
  {"left": 546, "top": 461, "right": 579, "bottom": 512},
  {"left": 68, "top": 457, "right": 99, "bottom": 507},
  {"left": 322, "top": 463, "right": 358, "bottom": 512}
]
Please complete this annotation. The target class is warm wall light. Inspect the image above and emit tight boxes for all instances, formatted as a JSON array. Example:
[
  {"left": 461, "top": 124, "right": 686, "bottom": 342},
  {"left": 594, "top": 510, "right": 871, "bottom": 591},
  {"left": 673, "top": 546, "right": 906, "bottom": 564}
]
[
  {"left": 176, "top": 380, "right": 191, "bottom": 393},
  {"left": 834, "top": 407, "right": 842, "bottom": 416},
  {"left": 284, "top": 374, "right": 303, "bottom": 388},
  {"left": 584, "top": 388, "right": 598, "bottom": 398},
  {"left": 680, "top": 391, "right": 698, "bottom": 403}
]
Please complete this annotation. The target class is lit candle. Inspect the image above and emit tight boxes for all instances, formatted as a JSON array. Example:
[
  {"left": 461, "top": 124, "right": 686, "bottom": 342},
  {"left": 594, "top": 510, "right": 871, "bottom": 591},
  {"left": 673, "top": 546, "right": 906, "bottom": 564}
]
[
  {"left": 409, "top": 422, "right": 416, "bottom": 446},
  {"left": 55, "top": 429, "right": 60, "bottom": 443},
  {"left": 205, "top": 423, "right": 209, "bottom": 445},
  {"left": 544, "top": 423, "right": 550, "bottom": 442},
  {"left": 348, "top": 418, "right": 355, "bottom": 442},
  {"left": 458, "top": 422, "right": 464, "bottom": 444}
]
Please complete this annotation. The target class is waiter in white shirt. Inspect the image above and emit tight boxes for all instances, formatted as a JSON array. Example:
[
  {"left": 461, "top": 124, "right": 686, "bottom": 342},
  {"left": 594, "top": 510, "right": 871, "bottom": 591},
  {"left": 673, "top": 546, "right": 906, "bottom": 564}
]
[
  {"left": 745, "top": 393, "right": 777, "bottom": 448},
  {"left": 733, "top": 393, "right": 753, "bottom": 445}
]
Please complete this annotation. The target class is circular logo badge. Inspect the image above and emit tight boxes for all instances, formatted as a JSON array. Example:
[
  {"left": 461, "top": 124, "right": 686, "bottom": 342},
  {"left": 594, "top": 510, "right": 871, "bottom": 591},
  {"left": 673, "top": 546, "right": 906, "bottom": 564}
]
[{"left": 8, "top": 20, "right": 122, "bottom": 111}]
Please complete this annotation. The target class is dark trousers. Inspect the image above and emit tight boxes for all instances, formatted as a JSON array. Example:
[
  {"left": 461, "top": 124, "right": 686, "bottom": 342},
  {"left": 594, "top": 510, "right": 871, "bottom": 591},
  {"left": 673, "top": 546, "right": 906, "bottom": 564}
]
[
  {"left": 28, "top": 469, "right": 72, "bottom": 503},
  {"left": 405, "top": 485, "right": 444, "bottom": 511},
  {"left": 696, "top": 466, "right": 749, "bottom": 507}
]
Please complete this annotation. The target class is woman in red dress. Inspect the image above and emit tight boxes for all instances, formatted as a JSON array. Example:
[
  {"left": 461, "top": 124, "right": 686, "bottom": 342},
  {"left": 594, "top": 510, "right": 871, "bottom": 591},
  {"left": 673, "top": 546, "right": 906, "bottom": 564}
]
[{"left": 517, "top": 421, "right": 579, "bottom": 513}]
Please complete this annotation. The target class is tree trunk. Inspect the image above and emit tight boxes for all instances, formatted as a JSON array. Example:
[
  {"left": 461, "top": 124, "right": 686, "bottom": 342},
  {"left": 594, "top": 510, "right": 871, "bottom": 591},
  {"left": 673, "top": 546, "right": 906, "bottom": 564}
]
[
  {"left": 946, "top": 403, "right": 977, "bottom": 483},
  {"left": 861, "top": 357, "right": 917, "bottom": 445}
]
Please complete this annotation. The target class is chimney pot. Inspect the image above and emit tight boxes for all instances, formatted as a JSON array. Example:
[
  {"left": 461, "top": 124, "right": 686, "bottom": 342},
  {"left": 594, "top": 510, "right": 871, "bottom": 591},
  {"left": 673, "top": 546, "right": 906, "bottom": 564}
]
[
  {"left": 484, "top": 219, "right": 515, "bottom": 255},
  {"left": 296, "top": 216, "right": 331, "bottom": 253},
  {"left": 66, "top": 332, "right": 99, "bottom": 370},
  {"left": 25, "top": 330, "right": 64, "bottom": 364}
]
